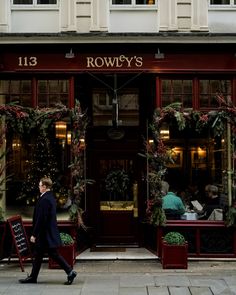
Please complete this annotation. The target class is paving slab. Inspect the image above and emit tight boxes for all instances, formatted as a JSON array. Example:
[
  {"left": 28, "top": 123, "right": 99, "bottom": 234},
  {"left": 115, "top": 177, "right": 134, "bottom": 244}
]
[
  {"left": 119, "top": 287, "right": 147, "bottom": 295},
  {"left": 189, "top": 286, "right": 213, "bottom": 295},
  {"left": 168, "top": 286, "right": 191, "bottom": 295},
  {"left": 147, "top": 286, "right": 169, "bottom": 295},
  {"left": 154, "top": 274, "right": 190, "bottom": 286}
]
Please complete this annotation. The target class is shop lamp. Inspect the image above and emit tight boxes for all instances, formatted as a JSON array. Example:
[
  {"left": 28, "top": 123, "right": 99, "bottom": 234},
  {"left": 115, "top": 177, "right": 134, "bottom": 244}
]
[
  {"left": 155, "top": 48, "right": 165, "bottom": 59},
  {"left": 160, "top": 124, "right": 170, "bottom": 140},
  {"left": 12, "top": 138, "right": 21, "bottom": 150},
  {"left": 148, "top": 139, "right": 154, "bottom": 145},
  {"left": 55, "top": 121, "right": 67, "bottom": 140},
  {"left": 67, "top": 131, "right": 72, "bottom": 145},
  {"left": 79, "top": 137, "right": 85, "bottom": 149}
]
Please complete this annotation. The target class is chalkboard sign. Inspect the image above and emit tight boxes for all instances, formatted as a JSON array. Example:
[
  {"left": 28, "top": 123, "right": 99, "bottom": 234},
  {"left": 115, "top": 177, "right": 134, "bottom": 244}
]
[{"left": 7, "top": 215, "right": 31, "bottom": 272}]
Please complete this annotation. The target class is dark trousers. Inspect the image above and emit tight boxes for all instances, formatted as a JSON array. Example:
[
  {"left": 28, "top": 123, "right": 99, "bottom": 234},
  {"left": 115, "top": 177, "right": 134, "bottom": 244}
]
[{"left": 30, "top": 247, "right": 72, "bottom": 279}]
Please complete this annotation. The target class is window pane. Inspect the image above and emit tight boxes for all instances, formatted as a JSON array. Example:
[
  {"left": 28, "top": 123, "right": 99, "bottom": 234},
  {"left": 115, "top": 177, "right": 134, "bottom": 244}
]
[
  {"left": 38, "top": 80, "right": 69, "bottom": 107},
  {"left": 21, "top": 80, "right": 31, "bottom": 93},
  {"left": 210, "top": 0, "right": 230, "bottom": 4},
  {"left": 199, "top": 79, "right": 231, "bottom": 108},
  {"left": 13, "top": 0, "right": 33, "bottom": 4},
  {"left": 136, "top": 0, "right": 156, "bottom": 4},
  {"left": 11, "top": 81, "right": 21, "bottom": 93},
  {"left": 112, "top": 0, "right": 131, "bottom": 4},
  {"left": 161, "top": 79, "right": 192, "bottom": 108},
  {"left": 49, "top": 81, "right": 59, "bottom": 93},
  {"left": 37, "top": 0, "right": 57, "bottom": 4},
  {"left": 93, "top": 89, "right": 139, "bottom": 126},
  {"left": 0, "top": 80, "right": 32, "bottom": 106},
  {"left": 38, "top": 80, "right": 47, "bottom": 93}
]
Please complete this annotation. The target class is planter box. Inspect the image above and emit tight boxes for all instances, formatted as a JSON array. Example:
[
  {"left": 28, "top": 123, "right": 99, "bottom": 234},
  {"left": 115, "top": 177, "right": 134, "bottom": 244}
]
[
  {"left": 161, "top": 241, "right": 188, "bottom": 269},
  {"left": 48, "top": 243, "right": 76, "bottom": 269}
]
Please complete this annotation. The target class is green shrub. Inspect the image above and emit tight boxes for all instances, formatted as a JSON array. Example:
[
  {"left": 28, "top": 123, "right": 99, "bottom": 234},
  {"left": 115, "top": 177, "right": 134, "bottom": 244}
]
[
  {"left": 163, "top": 231, "right": 186, "bottom": 245},
  {"left": 60, "top": 232, "right": 74, "bottom": 245}
]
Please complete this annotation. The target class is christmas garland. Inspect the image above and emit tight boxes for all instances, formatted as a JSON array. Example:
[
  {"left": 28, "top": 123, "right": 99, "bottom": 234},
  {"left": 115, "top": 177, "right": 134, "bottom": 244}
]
[
  {"left": 146, "top": 94, "right": 236, "bottom": 226},
  {"left": 0, "top": 101, "right": 88, "bottom": 225}
]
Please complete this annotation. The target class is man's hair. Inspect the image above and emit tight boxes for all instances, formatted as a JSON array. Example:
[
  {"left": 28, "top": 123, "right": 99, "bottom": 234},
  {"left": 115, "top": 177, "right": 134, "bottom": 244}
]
[{"left": 40, "top": 177, "right": 53, "bottom": 189}]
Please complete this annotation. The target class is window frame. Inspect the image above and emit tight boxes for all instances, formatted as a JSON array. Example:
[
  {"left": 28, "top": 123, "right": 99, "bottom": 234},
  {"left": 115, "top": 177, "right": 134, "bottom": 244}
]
[
  {"left": 11, "top": 0, "right": 58, "bottom": 9},
  {"left": 209, "top": 0, "right": 236, "bottom": 7},
  {"left": 110, "top": 0, "right": 157, "bottom": 9}
]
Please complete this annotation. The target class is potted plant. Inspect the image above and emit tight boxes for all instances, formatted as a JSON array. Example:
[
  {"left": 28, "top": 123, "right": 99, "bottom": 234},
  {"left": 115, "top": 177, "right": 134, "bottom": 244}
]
[
  {"left": 49, "top": 232, "right": 76, "bottom": 269},
  {"left": 161, "top": 231, "right": 188, "bottom": 269}
]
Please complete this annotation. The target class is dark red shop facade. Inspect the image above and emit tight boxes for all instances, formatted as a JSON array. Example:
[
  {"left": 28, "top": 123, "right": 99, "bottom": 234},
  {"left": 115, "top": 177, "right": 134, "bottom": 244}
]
[{"left": 0, "top": 39, "right": 236, "bottom": 258}]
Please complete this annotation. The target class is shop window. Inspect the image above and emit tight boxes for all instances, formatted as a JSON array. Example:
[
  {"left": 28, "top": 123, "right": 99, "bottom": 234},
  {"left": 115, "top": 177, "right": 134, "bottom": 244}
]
[
  {"left": 92, "top": 89, "right": 139, "bottom": 126},
  {"left": 0, "top": 80, "right": 32, "bottom": 107},
  {"left": 13, "top": 0, "right": 57, "bottom": 4},
  {"left": 161, "top": 80, "right": 193, "bottom": 108},
  {"left": 111, "top": 0, "right": 156, "bottom": 5},
  {"left": 199, "top": 79, "right": 231, "bottom": 109},
  {"left": 37, "top": 80, "right": 69, "bottom": 107}
]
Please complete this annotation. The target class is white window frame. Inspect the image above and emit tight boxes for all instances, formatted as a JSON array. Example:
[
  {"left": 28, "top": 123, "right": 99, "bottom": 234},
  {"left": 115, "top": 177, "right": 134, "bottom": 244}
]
[
  {"left": 110, "top": 0, "right": 157, "bottom": 9},
  {"left": 209, "top": 0, "right": 236, "bottom": 7},
  {"left": 11, "top": 0, "right": 58, "bottom": 9}
]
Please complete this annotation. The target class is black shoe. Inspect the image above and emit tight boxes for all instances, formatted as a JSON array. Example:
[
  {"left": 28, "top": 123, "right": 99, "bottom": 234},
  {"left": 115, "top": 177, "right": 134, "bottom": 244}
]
[
  {"left": 64, "top": 270, "right": 77, "bottom": 285},
  {"left": 19, "top": 276, "right": 37, "bottom": 284}
]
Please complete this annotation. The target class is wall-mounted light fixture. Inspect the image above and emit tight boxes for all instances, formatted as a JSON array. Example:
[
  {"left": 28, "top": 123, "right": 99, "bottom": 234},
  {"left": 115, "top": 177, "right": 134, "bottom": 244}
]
[
  {"left": 67, "top": 131, "right": 72, "bottom": 145},
  {"left": 148, "top": 139, "right": 154, "bottom": 145},
  {"left": 55, "top": 121, "right": 67, "bottom": 140},
  {"left": 79, "top": 137, "right": 85, "bottom": 149},
  {"left": 160, "top": 123, "right": 169, "bottom": 140},
  {"left": 65, "top": 48, "right": 75, "bottom": 59},
  {"left": 155, "top": 48, "right": 165, "bottom": 59},
  {"left": 12, "top": 138, "right": 21, "bottom": 150}
]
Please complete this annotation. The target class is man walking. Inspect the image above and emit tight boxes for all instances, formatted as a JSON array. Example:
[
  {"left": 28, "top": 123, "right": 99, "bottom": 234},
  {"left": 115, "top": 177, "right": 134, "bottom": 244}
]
[{"left": 19, "top": 177, "right": 77, "bottom": 285}]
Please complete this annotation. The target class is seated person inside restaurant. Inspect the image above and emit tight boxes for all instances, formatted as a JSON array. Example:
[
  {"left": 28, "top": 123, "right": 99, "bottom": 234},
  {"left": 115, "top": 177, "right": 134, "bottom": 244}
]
[
  {"left": 198, "top": 184, "right": 221, "bottom": 219},
  {"left": 162, "top": 185, "right": 186, "bottom": 219}
]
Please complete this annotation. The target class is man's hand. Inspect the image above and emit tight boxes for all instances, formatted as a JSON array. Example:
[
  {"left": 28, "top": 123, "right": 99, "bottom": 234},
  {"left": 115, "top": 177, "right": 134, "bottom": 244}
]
[{"left": 30, "top": 236, "right": 36, "bottom": 243}]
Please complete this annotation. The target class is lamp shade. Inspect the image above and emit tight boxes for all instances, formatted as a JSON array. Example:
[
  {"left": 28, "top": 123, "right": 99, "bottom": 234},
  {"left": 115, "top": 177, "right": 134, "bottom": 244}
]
[{"left": 55, "top": 121, "right": 67, "bottom": 139}]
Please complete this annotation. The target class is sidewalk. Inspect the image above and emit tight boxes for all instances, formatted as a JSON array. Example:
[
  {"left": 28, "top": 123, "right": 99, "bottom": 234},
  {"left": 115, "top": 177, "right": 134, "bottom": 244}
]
[{"left": 1, "top": 259, "right": 236, "bottom": 294}]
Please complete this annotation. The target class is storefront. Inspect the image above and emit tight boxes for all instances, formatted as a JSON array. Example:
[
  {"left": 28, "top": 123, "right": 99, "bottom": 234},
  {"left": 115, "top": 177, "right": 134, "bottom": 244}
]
[{"left": 0, "top": 41, "right": 235, "bottom": 254}]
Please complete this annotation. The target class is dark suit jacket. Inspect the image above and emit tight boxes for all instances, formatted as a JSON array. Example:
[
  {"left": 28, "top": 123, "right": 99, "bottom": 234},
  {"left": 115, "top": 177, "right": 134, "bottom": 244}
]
[{"left": 32, "top": 191, "right": 61, "bottom": 249}]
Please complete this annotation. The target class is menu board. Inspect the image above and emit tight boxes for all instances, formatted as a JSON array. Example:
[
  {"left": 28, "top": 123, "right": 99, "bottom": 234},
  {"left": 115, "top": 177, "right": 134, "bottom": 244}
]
[{"left": 7, "top": 215, "right": 31, "bottom": 271}]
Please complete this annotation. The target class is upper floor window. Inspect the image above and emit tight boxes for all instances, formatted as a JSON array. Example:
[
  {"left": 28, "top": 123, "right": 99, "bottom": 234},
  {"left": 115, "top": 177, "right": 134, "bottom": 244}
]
[
  {"left": 210, "top": 0, "right": 236, "bottom": 5},
  {"left": 112, "top": 0, "right": 156, "bottom": 5},
  {"left": 13, "top": 0, "right": 57, "bottom": 5}
]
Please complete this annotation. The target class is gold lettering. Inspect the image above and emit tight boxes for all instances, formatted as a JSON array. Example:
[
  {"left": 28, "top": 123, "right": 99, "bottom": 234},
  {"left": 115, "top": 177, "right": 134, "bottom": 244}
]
[
  {"left": 86, "top": 57, "right": 95, "bottom": 68},
  {"left": 125, "top": 56, "right": 134, "bottom": 67},
  {"left": 94, "top": 57, "right": 104, "bottom": 68},
  {"left": 85, "top": 55, "right": 143, "bottom": 68},
  {"left": 29, "top": 56, "right": 37, "bottom": 66},
  {"left": 103, "top": 57, "right": 117, "bottom": 67},
  {"left": 135, "top": 57, "right": 143, "bottom": 67},
  {"left": 18, "top": 56, "right": 37, "bottom": 67}
]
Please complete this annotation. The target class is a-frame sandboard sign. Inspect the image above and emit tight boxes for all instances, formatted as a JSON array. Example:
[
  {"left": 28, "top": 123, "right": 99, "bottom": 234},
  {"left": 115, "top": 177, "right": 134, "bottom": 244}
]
[{"left": 7, "top": 215, "right": 32, "bottom": 272}]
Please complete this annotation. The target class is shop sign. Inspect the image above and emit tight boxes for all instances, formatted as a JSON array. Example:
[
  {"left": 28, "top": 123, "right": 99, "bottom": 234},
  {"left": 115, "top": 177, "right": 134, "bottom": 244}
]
[{"left": 86, "top": 55, "right": 143, "bottom": 68}]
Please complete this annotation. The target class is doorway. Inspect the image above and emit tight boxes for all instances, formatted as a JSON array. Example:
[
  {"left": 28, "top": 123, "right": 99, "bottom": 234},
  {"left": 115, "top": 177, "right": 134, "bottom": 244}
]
[{"left": 86, "top": 129, "right": 143, "bottom": 244}]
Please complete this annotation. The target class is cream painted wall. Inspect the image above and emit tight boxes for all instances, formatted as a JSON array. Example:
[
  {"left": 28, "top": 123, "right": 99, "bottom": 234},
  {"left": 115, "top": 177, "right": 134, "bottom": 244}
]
[{"left": 1, "top": 0, "right": 236, "bottom": 35}]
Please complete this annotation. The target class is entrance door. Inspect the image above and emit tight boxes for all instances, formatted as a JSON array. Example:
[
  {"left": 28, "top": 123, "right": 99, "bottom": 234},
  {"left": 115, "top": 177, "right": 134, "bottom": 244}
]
[{"left": 86, "top": 134, "right": 142, "bottom": 245}]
